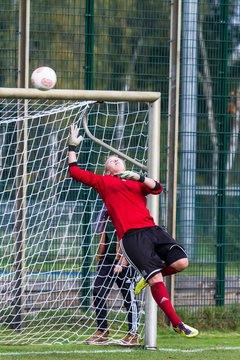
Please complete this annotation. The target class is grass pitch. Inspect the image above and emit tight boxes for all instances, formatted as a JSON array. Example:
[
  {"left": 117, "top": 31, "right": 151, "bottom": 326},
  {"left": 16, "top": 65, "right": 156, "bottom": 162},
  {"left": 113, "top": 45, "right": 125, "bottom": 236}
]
[{"left": 0, "top": 328, "right": 239, "bottom": 360}]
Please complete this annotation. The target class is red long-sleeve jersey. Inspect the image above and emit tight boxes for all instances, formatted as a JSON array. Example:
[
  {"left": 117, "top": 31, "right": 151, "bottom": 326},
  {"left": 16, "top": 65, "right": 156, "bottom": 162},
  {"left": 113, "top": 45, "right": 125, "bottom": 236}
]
[{"left": 69, "top": 164, "right": 162, "bottom": 239}]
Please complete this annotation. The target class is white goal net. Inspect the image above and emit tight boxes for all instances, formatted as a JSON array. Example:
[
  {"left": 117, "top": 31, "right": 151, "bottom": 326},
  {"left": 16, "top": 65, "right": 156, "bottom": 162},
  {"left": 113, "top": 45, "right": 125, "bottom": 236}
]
[{"left": 0, "top": 89, "right": 160, "bottom": 346}]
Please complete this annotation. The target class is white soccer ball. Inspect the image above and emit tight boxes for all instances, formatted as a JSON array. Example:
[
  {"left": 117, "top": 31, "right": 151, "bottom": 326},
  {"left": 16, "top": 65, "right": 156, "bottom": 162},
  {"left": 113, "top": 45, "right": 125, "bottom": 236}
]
[{"left": 31, "top": 66, "right": 57, "bottom": 90}]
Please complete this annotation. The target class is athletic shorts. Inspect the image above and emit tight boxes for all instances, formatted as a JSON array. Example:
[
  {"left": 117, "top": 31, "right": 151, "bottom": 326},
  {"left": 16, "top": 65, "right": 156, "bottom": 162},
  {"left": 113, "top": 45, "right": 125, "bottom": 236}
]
[{"left": 120, "top": 226, "right": 187, "bottom": 281}]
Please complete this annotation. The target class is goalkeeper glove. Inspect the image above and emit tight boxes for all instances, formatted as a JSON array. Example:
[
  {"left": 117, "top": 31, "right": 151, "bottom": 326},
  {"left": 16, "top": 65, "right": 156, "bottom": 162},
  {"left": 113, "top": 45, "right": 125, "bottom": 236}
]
[
  {"left": 68, "top": 124, "right": 83, "bottom": 151},
  {"left": 115, "top": 170, "right": 145, "bottom": 183}
]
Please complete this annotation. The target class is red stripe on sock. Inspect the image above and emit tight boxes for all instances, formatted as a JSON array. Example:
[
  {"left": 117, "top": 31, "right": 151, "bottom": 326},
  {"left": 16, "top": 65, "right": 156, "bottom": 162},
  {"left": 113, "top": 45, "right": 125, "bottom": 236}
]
[{"left": 150, "top": 281, "right": 181, "bottom": 328}]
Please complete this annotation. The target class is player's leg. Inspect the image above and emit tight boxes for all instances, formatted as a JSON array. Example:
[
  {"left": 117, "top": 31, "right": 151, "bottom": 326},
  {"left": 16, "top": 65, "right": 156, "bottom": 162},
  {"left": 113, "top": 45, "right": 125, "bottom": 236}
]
[
  {"left": 121, "top": 227, "right": 176, "bottom": 324},
  {"left": 87, "top": 261, "right": 114, "bottom": 343},
  {"left": 135, "top": 262, "right": 182, "bottom": 295},
  {"left": 149, "top": 236, "right": 198, "bottom": 337},
  {"left": 135, "top": 239, "right": 189, "bottom": 295},
  {"left": 162, "top": 243, "right": 189, "bottom": 274},
  {"left": 116, "top": 266, "right": 139, "bottom": 345},
  {"left": 148, "top": 273, "right": 198, "bottom": 337},
  {"left": 121, "top": 227, "right": 198, "bottom": 338}
]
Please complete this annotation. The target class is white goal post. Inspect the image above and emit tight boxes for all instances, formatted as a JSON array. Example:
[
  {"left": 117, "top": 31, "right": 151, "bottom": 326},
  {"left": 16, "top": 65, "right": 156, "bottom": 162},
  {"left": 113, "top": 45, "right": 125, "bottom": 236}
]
[{"left": 0, "top": 88, "right": 160, "bottom": 348}]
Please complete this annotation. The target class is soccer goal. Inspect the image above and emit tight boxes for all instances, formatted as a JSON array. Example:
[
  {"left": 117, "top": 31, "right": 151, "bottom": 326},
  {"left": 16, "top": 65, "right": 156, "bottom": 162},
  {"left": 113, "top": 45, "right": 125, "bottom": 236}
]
[{"left": 0, "top": 88, "right": 160, "bottom": 348}]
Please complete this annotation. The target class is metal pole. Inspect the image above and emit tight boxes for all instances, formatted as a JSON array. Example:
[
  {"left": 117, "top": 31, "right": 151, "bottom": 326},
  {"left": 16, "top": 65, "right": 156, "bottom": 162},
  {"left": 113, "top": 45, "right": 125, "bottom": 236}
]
[
  {"left": 216, "top": 0, "right": 228, "bottom": 307},
  {"left": 165, "top": 0, "right": 182, "bottom": 321},
  {"left": 179, "top": 0, "right": 198, "bottom": 259},
  {"left": 14, "top": 0, "right": 30, "bottom": 330},
  {"left": 84, "top": 0, "right": 94, "bottom": 90},
  {"left": 144, "top": 98, "right": 161, "bottom": 349},
  {"left": 82, "top": 113, "right": 147, "bottom": 170},
  {"left": 0, "top": 88, "right": 160, "bottom": 102},
  {"left": 81, "top": 0, "right": 95, "bottom": 308}
]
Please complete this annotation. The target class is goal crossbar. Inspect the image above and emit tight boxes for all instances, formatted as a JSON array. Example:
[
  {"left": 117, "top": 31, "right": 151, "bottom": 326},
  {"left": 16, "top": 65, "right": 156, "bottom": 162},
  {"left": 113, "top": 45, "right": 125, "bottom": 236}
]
[{"left": 0, "top": 87, "right": 160, "bottom": 102}]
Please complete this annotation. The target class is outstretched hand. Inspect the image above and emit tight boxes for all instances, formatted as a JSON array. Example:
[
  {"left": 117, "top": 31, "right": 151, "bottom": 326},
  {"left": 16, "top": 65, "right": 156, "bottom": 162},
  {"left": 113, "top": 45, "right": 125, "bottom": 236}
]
[
  {"left": 68, "top": 124, "right": 83, "bottom": 147},
  {"left": 115, "top": 170, "right": 144, "bottom": 182}
]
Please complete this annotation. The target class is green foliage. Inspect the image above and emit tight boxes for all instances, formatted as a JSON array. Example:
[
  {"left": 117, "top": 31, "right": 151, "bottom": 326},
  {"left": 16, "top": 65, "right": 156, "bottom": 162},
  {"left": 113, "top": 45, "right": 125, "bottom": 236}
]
[{"left": 172, "top": 304, "right": 240, "bottom": 331}]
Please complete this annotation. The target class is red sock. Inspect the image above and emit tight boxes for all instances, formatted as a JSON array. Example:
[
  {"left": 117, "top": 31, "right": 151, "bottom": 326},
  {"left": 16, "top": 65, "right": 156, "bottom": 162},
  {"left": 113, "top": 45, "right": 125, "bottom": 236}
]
[
  {"left": 150, "top": 281, "right": 181, "bottom": 327},
  {"left": 161, "top": 266, "right": 177, "bottom": 277}
]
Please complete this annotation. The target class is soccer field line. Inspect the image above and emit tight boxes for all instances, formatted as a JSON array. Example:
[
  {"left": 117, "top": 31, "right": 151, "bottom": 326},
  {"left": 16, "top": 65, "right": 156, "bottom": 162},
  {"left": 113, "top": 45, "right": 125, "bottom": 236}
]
[
  {"left": 158, "top": 346, "right": 240, "bottom": 352},
  {"left": 0, "top": 347, "right": 240, "bottom": 356}
]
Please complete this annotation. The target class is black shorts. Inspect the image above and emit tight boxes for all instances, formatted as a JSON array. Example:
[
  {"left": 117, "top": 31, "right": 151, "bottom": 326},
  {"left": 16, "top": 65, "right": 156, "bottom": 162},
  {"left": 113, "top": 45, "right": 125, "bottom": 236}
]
[{"left": 120, "top": 226, "right": 187, "bottom": 281}]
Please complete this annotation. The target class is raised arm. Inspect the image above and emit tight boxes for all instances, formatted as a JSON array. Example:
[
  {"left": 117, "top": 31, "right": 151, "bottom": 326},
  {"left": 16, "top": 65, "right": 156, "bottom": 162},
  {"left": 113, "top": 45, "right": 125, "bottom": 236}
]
[
  {"left": 68, "top": 124, "right": 83, "bottom": 164},
  {"left": 68, "top": 125, "right": 103, "bottom": 190}
]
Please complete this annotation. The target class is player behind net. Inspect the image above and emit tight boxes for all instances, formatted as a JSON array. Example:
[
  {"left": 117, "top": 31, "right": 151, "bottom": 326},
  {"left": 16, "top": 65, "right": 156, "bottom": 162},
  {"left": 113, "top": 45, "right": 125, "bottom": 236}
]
[{"left": 87, "top": 206, "right": 139, "bottom": 345}]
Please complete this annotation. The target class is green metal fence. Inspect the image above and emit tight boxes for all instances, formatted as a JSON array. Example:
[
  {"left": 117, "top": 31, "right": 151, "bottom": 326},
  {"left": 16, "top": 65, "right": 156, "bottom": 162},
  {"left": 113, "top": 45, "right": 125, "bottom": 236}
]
[{"left": 0, "top": 0, "right": 240, "bottom": 325}]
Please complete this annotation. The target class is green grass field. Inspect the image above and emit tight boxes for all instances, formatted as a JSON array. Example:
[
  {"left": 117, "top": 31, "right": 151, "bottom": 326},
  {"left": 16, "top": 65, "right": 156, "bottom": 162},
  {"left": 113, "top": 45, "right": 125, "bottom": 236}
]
[{"left": 0, "top": 329, "right": 239, "bottom": 360}]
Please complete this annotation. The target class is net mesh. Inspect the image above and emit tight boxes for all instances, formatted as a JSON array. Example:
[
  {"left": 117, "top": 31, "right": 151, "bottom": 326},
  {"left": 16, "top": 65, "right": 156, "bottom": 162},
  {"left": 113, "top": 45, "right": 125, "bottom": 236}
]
[{"left": 0, "top": 98, "right": 150, "bottom": 344}]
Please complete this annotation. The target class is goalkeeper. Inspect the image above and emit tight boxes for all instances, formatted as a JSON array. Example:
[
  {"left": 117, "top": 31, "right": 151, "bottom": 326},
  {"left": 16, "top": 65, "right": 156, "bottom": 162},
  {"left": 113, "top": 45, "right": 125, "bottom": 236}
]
[
  {"left": 87, "top": 207, "right": 139, "bottom": 345},
  {"left": 68, "top": 125, "right": 199, "bottom": 338}
]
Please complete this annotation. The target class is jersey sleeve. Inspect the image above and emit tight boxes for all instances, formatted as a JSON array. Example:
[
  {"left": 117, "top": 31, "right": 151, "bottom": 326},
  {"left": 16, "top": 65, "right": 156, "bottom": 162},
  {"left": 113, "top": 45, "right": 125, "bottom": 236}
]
[
  {"left": 141, "top": 182, "right": 163, "bottom": 195},
  {"left": 68, "top": 164, "right": 104, "bottom": 191}
]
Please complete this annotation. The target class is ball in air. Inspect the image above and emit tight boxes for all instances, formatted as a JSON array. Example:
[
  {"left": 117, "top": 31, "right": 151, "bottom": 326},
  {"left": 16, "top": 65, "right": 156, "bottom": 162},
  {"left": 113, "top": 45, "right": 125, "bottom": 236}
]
[{"left": 31, "top": 66, "right": 57, "bottom": 90}]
